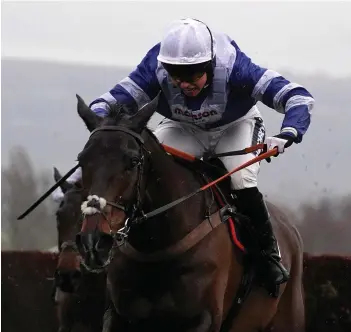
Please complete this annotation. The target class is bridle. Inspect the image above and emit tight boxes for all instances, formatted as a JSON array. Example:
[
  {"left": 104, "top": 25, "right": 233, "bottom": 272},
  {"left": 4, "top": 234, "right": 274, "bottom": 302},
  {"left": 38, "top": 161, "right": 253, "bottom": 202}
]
[{"left": 79, "top": 125, "right": 151, "bottom": 241}]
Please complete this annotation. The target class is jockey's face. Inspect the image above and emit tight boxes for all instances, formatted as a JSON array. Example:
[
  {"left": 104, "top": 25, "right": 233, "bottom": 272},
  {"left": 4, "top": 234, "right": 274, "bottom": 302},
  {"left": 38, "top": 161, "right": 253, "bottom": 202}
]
[{"left": 171, "top": 72, "right": 208, "bottom": 97}]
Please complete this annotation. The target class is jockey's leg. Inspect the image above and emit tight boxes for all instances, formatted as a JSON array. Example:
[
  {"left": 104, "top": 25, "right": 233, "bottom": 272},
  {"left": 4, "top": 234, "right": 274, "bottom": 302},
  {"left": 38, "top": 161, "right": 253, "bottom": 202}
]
[
  {"left": 213, "top": 111, "right": 289, "bottom": 287},
  {"left": 154, "top": 118, "right": 207, "bottom": 157},
  {"left": 234, "top": 188, "right": 290, "bottom": 286}
]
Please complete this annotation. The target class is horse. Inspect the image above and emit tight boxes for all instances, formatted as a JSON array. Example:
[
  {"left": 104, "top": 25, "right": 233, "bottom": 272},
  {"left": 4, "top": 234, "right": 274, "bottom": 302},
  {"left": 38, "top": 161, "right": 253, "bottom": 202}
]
[
  {"left": 74, "top": 94, "right": 305, "bottom": 332},
  {"left": 52, "top": 168, "right": 106, "bottom": 332}
]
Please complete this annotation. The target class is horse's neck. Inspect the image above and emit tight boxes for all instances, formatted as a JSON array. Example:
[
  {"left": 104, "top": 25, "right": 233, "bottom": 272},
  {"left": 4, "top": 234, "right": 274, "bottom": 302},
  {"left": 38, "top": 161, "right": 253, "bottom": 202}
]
[
  {"left": 129, "top": 131, "right": 213, "bottom": 251},
  {"left": 144, "top": 134, "right": 209, "bottom": 223}
]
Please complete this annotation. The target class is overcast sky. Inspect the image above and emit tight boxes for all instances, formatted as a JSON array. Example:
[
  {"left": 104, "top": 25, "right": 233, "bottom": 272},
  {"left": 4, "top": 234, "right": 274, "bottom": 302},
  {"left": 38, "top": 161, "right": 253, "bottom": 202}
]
[{"left": 2, "top": 1, "right": 351, "bottom": 78}]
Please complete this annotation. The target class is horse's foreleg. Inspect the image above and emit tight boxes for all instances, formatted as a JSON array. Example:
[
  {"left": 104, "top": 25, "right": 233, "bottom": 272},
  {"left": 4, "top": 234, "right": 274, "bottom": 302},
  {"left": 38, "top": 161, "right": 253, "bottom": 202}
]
[
  {"left": 102, "top": 306, "right": 117, "bottom": 332},
  {"left": 55, "top": 290, "right": 75, "bottom": 332},
  {"left": 102, "top": 309, "right": 132, "bottom": 332},
  {"left": 224, "top": 285, "right": 281, "bottom": 332},
  {"left": 102, "top": 294, "right": 129, "bottom": 332},
  {"left": 181, "top": 311, "right": 213, "bottom": 332}
]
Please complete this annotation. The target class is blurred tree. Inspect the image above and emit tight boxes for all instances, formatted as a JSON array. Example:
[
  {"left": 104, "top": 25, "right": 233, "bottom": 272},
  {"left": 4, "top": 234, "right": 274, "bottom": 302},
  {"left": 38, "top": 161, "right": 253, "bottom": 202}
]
[
  {"left": 297, "top": 195, "right": 351, "bottom": 255},
  {"left": 1, "top": 145, "right": 56, "bottom": 250}
]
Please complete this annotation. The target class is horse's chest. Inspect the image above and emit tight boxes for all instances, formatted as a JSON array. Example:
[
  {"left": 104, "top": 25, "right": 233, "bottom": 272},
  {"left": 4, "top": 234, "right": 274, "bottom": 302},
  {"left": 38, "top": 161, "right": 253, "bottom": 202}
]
[
  {"left": 116, "top": 287, "right": 180, "bottom": 320},
  {"left": 110, "top": 262, "right": 215, "bottom": 321}
]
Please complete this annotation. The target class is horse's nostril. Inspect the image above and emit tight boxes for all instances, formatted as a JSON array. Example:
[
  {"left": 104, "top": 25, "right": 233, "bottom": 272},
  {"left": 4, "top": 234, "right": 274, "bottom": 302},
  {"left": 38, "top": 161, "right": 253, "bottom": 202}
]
[
  {"left": 75, "top": 233, "right": 83, "bottom": 250},
  {"left": 76, "top": 232, "right": 90, "bottom": 255},
  {"left": 96, "top": 233, "right": 114, "bottom": 252},
  {"left": 75, "top": 231, "right": 113, "bottom": 271}
]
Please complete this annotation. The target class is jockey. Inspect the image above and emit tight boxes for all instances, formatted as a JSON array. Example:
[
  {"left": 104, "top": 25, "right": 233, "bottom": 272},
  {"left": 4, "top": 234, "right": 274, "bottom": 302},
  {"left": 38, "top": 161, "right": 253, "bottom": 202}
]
[{"left": 54, "top": 18, "right": 314, "bottom": 286}]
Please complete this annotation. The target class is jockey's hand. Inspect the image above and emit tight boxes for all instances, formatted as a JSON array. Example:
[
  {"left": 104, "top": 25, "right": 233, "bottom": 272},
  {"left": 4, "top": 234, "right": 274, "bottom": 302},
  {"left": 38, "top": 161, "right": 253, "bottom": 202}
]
[{"left": 263, "top": 134, "right": 295, "bottom": 163}]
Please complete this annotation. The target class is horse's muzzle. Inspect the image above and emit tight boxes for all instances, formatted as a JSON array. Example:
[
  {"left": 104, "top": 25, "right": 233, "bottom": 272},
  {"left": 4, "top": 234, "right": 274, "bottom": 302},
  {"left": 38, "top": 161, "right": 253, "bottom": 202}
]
[{"left": 76, "top": 231, "right": 114, "bottom": 272}]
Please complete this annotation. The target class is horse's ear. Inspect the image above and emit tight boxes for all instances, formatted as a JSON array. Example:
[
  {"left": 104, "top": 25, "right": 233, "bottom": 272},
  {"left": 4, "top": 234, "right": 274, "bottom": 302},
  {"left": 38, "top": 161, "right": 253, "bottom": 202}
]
[
  {"left": 53, "top": 167, "right": 73, "bottom": 193},
  {"left": 53, "top": 166, "right": 62, "bottom": 183},
  {"left": 129, "top": 92, "right": 160, "bottom": 131},
  {"left": 76, "top": 94, "right": 103, "bottom": 132}
]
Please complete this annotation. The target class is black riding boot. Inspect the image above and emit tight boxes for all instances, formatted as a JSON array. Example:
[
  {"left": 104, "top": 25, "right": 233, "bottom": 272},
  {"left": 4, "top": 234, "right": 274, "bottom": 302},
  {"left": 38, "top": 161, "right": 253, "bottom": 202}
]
[{"left": 234, "top": 187, "right": 290, "bottom": 286}]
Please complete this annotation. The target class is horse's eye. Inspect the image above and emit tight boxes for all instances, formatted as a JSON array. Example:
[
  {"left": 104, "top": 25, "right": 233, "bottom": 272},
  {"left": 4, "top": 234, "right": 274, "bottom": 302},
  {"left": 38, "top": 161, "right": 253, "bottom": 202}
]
[{"left": 130, "top": 157, "right": 140, "bottom": 168}]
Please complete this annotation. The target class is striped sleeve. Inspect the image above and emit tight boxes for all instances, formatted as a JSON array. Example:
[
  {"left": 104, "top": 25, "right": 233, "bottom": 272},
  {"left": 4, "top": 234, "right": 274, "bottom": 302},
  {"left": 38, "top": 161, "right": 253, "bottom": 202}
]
[
  {"left": 230, "top": 42, "right": 315, "bottom": 142},
  {"left": 89, "top": 43, "right": 162, "bottom": 117}
]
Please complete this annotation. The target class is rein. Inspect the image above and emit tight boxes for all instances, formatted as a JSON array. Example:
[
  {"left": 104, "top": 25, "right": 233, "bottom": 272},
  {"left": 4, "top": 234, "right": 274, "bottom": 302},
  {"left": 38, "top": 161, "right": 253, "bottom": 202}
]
[
  {"left": 17, "top": 125, "right": 278, "bottom": 224},
  {"left": 131, "top": 144, "right": 277, "bottom": 224},
  {"left": 79, "top": 126, "right": 278, "bottom": 237}
]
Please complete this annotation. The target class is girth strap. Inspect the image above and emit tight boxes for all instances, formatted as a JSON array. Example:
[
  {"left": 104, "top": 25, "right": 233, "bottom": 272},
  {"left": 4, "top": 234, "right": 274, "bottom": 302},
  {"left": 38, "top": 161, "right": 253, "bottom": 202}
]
[{"left": 118, "top": 207, "right": 229, "bottom": 262}]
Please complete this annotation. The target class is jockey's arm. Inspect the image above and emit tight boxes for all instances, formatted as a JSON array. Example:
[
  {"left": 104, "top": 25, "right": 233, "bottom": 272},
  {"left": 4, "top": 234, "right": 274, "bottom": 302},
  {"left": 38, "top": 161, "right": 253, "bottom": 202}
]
[
  {"left": 89, "top": 43, "right": 162, "bottom": 117},
  {"left": 229, "top": 41, "right": 315, "bottom": 143}
]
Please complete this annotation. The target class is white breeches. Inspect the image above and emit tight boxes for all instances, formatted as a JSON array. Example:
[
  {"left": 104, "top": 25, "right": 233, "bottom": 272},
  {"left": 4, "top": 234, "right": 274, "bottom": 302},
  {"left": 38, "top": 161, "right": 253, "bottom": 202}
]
[{"left": 154, "top": 106, "right": 266, "bottom": 190}]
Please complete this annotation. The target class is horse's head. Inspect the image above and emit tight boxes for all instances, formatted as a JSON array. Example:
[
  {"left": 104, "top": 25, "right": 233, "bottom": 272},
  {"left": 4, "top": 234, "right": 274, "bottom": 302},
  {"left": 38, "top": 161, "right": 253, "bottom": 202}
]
[
  {"left": 74, "top": 94, "right": 159, "bottom": 272},
  {"left": 54, "top": 167, "right": 83, "bottom": 251},
  {"left": 53, "top": 167, "right": 85, "bottom": 289}
]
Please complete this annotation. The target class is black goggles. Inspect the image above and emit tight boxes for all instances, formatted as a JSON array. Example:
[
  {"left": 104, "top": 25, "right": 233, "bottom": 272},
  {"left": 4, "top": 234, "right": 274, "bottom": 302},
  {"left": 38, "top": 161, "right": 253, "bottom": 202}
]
[{"left": 162, "top": 61, "right": 211, "bottom": 83}]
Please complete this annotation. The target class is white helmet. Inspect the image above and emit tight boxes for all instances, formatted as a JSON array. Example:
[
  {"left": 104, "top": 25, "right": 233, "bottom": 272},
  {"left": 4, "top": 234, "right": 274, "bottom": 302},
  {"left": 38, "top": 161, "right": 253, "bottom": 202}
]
[{"left": 157, "top": 18, "right": 215, "bottom": 65}]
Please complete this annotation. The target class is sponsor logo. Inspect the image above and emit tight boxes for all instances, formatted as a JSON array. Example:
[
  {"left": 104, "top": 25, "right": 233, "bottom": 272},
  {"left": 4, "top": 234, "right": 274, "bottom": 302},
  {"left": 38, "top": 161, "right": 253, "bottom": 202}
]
[{"left": 171, "top": 106, "right": 222, "bottom": 124}]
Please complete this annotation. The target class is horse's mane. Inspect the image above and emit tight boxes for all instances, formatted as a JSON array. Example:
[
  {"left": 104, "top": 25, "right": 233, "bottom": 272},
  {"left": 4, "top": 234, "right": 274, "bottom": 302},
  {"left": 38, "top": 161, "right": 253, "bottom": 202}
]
[
  {"left": 103, "top": 102, "right": 166, "bottom": 151},
  {"left": 104, "top": 102, "right": 130, "bottom": 124},
  {"left": 143, "top": 126, "right": 165, "bottom": 148}
]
